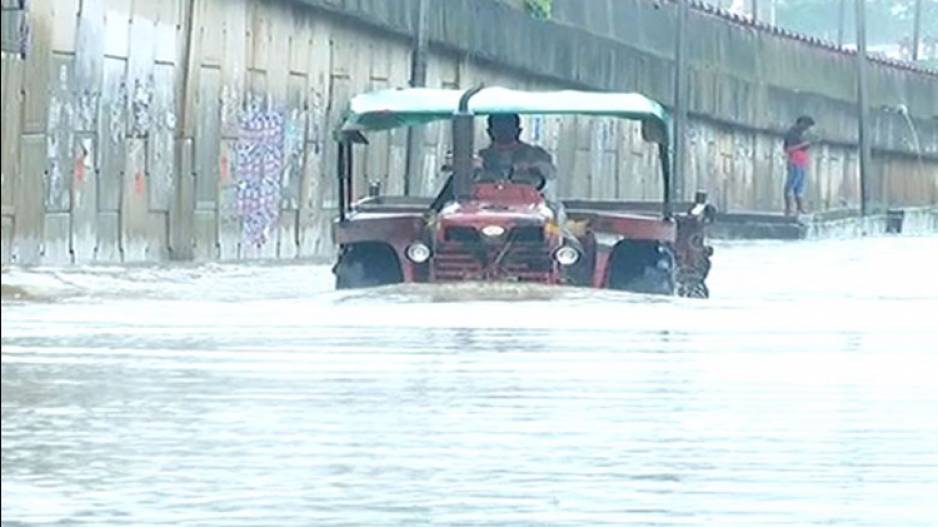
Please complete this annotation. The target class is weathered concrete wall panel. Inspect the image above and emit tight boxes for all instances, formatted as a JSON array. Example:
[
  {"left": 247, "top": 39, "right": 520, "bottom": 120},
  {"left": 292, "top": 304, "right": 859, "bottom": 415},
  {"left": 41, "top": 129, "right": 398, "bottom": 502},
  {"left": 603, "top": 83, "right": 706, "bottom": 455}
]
[
  {"left": 12, "top": 135, "right": 46, "bottom": 265},
  {"left": 1, "top": 53, "right": 23, "bottom": 223},
  {"left": 22, "top": 0, "right": 53, "bottom": 135},
  {"left": 97, "top": 57, "right": 127, "bottom": 213}
]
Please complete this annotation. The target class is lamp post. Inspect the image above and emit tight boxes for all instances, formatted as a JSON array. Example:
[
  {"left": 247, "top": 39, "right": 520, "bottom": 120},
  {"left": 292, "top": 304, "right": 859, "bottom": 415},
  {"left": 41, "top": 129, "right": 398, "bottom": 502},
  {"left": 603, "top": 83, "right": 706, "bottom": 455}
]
[
  {"left": 912, "top": 0, "right": 923, "bottom": 61},
  {"left": 673, "top": 0, "right": 689, "bottom": 201},
  {"left": 855, "top": 0, "right": 872, "bottom": 215},
  {"left": 837, "top": 0, "right": 846, "bottom": 47}
]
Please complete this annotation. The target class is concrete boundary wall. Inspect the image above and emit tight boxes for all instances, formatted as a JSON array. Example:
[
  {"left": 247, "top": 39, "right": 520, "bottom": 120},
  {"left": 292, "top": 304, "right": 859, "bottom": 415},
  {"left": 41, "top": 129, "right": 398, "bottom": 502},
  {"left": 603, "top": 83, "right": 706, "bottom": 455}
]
[{"left": 1, "top": 0, "right": 936, "bottom": 266}]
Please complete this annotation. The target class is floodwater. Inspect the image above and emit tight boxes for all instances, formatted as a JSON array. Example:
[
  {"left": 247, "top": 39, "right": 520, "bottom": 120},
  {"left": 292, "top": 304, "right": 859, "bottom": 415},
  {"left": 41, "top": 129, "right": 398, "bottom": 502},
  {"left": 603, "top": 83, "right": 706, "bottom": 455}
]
[{"left": 2, "top": 236, "right": 937, "bottom": 526}]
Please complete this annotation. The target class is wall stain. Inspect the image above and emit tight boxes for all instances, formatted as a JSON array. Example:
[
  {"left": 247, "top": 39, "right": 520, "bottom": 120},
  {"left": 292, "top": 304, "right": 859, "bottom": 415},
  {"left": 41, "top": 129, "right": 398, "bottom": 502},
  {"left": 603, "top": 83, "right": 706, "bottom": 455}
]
[
  {"left": 75, "top": 90, "right": 99, "bottom": 130},
  {"left": 309, "top": 89, "right": 324, "bottom": 155},
  {"left": 109, "top": 81, "right": 128, "bottom": 145},
  {"left": 73, "top": 139, "right": 93, "bottom": 184},
  {"left": 130, "top": 76, "right": 154, "bottom": 137}
]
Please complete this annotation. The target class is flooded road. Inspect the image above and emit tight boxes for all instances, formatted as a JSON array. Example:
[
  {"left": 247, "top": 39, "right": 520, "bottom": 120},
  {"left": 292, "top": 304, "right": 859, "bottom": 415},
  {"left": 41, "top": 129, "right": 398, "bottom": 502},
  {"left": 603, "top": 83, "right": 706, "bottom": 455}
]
[{"left": 3, "top": 236, "right": 938, "bottom": 526}]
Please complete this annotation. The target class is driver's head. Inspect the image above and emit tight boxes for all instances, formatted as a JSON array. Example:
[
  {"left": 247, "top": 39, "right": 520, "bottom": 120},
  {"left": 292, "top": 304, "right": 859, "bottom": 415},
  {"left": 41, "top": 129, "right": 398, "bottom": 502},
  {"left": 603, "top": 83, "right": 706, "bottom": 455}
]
[{"left": 487, "top": 113, "right": 522, "bottom": 145}]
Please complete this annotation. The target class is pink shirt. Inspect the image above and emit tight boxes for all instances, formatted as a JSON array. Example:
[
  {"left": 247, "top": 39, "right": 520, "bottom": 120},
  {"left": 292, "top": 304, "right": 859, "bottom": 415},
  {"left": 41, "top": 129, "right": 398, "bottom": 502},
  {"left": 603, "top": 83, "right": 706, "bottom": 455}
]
[
  {"left": 789, "top": 147, "right": 809, "bottom": 167},
  {"left": 784, "top": 126, "right": 811, "bottom": 167}
]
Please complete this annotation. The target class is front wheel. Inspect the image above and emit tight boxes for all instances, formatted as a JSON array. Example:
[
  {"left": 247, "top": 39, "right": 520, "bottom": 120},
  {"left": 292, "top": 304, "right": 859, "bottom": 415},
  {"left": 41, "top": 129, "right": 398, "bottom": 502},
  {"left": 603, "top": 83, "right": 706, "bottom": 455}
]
[
  {"left": 677, "top": 279, "right": 709, "bottom": 299},
  {"left": 333, "top": 243, "right": 404, "bottom": 289},
  {"left": 606, "top": 241, "right": 675, "bottom": 296},
  {"left": 675, "top": 231, "right": 713, "bottom": 299}
]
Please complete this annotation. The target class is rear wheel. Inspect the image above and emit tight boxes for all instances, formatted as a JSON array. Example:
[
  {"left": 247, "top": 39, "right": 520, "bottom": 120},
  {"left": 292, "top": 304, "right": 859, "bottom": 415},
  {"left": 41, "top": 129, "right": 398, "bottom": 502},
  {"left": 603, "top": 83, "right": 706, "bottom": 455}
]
[
  {"left": 678, "top": 280, "right": 710, "bottom": 299},
  {"left": 607, "top": 241, "right": 675, "bottom": 295},
  {"left": 675, "top": 230, "right": 713, "bottom": 299},
  {"left": 334, "top": 243, "right": 404, "bottom": 289}
]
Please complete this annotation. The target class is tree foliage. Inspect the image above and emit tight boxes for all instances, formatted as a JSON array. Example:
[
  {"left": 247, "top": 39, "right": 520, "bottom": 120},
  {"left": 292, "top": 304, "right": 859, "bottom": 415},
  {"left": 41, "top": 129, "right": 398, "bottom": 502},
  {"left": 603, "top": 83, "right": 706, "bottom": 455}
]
[
  {"left": 525, "top": 0, "right": 552, "bottom": 19},
  {"left": 775, "top": 0, "right": 937, "bottom": 46}
]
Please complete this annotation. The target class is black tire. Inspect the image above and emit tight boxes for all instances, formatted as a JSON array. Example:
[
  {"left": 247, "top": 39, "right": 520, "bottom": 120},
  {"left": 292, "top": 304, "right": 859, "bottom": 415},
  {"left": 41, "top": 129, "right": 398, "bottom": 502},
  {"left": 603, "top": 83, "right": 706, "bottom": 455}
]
[
  {"left": 334, "top": 243, "right": 403, "bottom": 289},
  {"left": 675, "top": 240, "right": 712, "bottom": 299},
  {"left": 607, "top": 241, "right": 676, "bottom": 295}
]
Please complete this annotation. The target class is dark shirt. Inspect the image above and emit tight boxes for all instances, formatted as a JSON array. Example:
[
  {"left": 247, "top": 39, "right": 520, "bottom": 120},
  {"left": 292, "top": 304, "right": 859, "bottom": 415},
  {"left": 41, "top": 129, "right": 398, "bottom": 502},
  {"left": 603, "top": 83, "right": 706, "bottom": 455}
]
[
  {"left": 479, "top": 141, "right": 552, "bottom": 174},
  {"left": 783, "top": 126, "right": 810, "bottom": 167}
]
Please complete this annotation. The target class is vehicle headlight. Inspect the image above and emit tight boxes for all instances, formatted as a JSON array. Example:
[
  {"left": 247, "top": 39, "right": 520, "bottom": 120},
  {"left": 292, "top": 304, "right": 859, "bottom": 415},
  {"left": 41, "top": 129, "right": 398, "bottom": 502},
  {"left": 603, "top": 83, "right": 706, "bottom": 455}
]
[
  {"left": 481, "top": 225, "right": 506, "bottom": 238},
  {"left": 656, "top": 246, "right": 673, "bottom": 270},
  {"left": 554, "top": 246, "right": 580, "bottom": 266},
  {"left": 405, "top": 242, "right": 431, "bottom": 263}
]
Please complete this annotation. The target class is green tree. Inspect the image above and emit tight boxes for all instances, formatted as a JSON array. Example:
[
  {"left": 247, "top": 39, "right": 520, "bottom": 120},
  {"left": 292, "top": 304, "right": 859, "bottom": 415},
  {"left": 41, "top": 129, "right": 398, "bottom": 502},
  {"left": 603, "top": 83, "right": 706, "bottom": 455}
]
[
  {"left": 525, "top": 0, "right": 552, "bottom": 19},
  {"left": 775, "top": 0, "right": 937, "bottom": 46}
]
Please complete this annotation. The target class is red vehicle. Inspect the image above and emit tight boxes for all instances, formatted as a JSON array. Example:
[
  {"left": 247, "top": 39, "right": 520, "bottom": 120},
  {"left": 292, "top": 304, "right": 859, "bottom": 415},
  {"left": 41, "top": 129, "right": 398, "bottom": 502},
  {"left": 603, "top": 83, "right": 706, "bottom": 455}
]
[{"left": 332, "top": 87, "right": 713, "bottom": 297}]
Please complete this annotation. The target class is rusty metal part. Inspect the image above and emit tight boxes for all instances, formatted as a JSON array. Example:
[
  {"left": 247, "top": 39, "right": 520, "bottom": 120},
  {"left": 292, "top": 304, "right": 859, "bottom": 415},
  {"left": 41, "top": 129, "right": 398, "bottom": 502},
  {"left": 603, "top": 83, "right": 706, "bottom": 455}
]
[{"left": 673, "top": 214, "right": 713, "bottom": 299}]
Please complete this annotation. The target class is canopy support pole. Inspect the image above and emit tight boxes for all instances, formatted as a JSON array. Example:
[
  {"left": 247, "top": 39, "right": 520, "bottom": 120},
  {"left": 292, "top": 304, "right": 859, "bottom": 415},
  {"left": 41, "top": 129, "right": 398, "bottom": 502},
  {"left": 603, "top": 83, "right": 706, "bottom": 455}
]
[
  {"left": 337, "top": 141, "right": 348, "bottom": 222},
  {"left": 452, "top": 86, "right": 485, "bottom": 201},
  {"left": 660, "top": 143, "right": 673, "bottom": 219},
  {"left": 404, "top": 0, "right": 430, "bottom": 196}
]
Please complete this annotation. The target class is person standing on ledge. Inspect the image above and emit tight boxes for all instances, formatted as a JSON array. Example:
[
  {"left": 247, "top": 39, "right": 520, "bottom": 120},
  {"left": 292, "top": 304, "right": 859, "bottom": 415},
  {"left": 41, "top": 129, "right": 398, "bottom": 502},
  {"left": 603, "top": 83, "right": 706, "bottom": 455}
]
[{"left": 782, "top": 115, "right": 815, "bottom": 216}]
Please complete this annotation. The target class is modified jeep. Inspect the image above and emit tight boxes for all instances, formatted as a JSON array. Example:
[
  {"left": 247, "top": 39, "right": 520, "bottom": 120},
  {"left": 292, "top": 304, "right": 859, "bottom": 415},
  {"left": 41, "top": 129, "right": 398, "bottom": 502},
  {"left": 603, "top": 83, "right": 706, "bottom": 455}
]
[{"left": 331, "top": 87, "right": 714, "bottom": 297}]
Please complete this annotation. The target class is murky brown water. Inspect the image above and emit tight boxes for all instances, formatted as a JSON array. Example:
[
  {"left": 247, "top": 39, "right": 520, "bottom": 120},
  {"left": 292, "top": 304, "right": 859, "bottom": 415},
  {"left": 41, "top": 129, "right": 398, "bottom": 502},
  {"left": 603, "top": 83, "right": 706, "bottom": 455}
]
[{"left": 3, "top": 236, "right": 938, "bottom": 526}]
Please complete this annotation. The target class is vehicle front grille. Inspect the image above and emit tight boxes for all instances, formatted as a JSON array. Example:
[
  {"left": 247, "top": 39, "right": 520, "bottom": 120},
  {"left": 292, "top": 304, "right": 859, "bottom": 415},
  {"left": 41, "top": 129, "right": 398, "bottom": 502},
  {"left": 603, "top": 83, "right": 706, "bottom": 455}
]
[
  {"left": 432, "top": 243, "right": 555, "bottom": 282},
  {"left": 442, "top": 226, "right": 544, "bottom": 243},
  {"left": 444, "top": 226, "right": 480, "bottom": 243},
  {"left": 510, "top": 226, "right": 544, "bottom": 243}
]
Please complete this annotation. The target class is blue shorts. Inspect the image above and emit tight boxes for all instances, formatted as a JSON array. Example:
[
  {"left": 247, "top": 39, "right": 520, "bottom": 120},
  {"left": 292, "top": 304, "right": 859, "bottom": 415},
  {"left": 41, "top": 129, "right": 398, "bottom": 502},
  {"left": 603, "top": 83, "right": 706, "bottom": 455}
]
[{"left": 785, "top": 164, "right": 806, "bottom": 197}]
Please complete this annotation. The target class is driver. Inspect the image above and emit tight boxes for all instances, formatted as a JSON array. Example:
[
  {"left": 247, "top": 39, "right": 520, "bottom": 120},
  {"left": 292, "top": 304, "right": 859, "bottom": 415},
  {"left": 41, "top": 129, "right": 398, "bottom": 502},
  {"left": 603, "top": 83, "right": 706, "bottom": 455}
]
[
  {"left": 478, "top": 114, "right": 557, "bottom": 201},
  {"left": 478, "top": 114, "right": 579, "bottom": 252}
]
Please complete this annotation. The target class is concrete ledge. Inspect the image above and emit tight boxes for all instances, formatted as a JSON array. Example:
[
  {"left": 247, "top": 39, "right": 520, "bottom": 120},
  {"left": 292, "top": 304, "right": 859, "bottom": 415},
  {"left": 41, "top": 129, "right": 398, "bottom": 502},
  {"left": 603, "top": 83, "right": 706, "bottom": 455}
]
[
  {"left": 899, "top": 207, "right": 938, "bottom": 234},
  {"left": 711, "top": 207, "right": 938, "bottom": 239},
  {"left": 710, "top": 213, "right": 805, "bottom": 240}
]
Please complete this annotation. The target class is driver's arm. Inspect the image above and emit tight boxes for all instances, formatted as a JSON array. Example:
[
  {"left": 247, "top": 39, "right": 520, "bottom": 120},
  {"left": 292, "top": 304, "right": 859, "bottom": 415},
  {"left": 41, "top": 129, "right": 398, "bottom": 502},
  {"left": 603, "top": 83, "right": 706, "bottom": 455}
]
[
  {"left": 516, "top": 146, "right": 557, "bottom": 201},
  {"left": 524, "top": 146, "right": 556, "bottom": 181}
]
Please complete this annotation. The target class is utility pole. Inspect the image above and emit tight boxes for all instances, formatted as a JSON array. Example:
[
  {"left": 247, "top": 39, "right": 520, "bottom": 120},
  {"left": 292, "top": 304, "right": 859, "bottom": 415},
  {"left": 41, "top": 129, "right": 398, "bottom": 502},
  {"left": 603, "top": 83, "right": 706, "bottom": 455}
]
[
  {"left": 171, "top": 0, "right": 200, "bottom": 260},
  {"left": 404, "top": 0, "right": 430, "bottom": 196},
  {"left": 912, "top": 0, "right": 923, "bottom": 61},
  {"left": 751, "top": 0, "right": 758, "bottom": 21},
  {"left": 855, "top": 0, "right": 872, "bottom": 215},
  {"left": 673, "top": 0, "right": 689, "bottom": 201},
  {"left": 837, "top": 0, "right": 846, "bottom": 47}
]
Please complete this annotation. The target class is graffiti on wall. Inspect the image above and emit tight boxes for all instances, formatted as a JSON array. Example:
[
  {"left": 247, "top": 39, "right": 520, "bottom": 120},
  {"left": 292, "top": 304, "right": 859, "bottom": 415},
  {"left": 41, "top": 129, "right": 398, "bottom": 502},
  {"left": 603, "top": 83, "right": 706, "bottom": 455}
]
[
  {"left": 73, "top": 138, "right": 93, "bottom": 185},
  {"left": 46, "top": 62, "right": 72, "bottom": 211},
  {"left": 108, "top": 81, "right": 128, "bottom": 145},
  {"left": 229, "top": 92, "right": 307, "bottom": 247},
  {"left": 309, "top": 89, "right": 324, "bottom": 155},
  {"left": 234, "top": 96, "right": 284, "bottom": 247}
]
